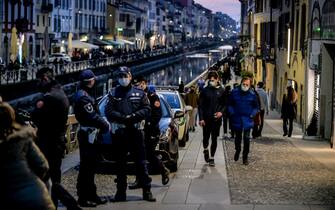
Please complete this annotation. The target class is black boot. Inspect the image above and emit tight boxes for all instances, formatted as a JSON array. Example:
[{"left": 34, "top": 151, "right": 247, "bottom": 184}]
[
  {"left": 161, "top": 167, "right": 170, "bottom": 185},
  {"left": 89, "top": 195, "right": 107, "bottom": 205},
  {"left": 143, "top": 188, "right": 156, "bottom": 202},
  {"left": 77, "top": 198, "right": 97, "bottom": 207},
  {"left": 114, "top": 191, "right": 127, "bottom": 202},
  {"left": 128, "top": 178, "right": 141, "bottom": 190},
  {"left": 234, "top": 151, "right": 240, "bottom": 161}
]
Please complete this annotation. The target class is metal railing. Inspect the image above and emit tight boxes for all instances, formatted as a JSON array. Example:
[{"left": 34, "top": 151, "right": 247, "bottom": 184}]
[{"left": 0, "top": 48, "right": 176, "bottom": 85}]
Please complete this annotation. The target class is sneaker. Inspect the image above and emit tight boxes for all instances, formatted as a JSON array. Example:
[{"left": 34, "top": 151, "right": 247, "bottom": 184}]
[
  {"left": 283, "top": 133, "right": 287, "bottom": 137},
  {"left": 143, "top": 189, "right": 156, "bottom": 202},
  {"left": 208, "top": 158, "right": 215, "bottom": 167},
  {"left": 203, "top": 149, "right": 209, "bottom": 163},
  {"left": 78, "top": 199, "right": 97, "bottom": 207},
  {"left": 243, "top": 159, "right": 249, "bottom": 165},
  {"left": 114, "top": 191, "right": 127, "bottom": 202},
  {"left": 90, "top": 196, "right": 107, "bottom": 205}
]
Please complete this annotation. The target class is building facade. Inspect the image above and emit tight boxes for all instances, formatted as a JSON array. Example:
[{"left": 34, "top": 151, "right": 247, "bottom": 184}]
[{"left": 307, "top": 0, "right": 335, "bottom": 146}]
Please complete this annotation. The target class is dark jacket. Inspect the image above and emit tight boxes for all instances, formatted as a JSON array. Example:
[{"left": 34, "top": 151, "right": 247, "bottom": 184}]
[
  {"left": 281, "top": 94, "right": 297, "bottom": 119},
  {"left": 146, "top": 92, "right": 162, "bottom": 137},
  {"left": 105, "top": 85, "right": 151, "bottom": 125},
  {"left": 198, "top": 85, "right": 225, "bottom": 123},
  {"left": 32, "top": 84, "right": 69, "bottom": 157},
  {"left": 74, "top": 87, "right": 109, "bottom": 132},
  {"left": 227, "top": 88, "right": 259, "bottom": 131},
  {"left": 0, "top": 127, "right": 55, "bottom": 210}
]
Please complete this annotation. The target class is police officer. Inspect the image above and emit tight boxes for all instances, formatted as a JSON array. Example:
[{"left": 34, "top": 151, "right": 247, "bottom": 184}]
[
  {"left": 105, "top": 67, "right": 156, "bottom": 202},
  {"left": 32, "top": 67, "right": 81, "bottom": 210},
  {"left": 74, "top": 69, "right": 110, "bottom": 207},
  {"left": 129, "top": 77, "right": 170, "bottom": 190}
]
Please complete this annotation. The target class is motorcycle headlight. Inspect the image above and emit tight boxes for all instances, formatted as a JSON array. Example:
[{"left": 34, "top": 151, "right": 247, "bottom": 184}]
[{"left": 159, "top": 127, "right": 171, "bottom": 143}]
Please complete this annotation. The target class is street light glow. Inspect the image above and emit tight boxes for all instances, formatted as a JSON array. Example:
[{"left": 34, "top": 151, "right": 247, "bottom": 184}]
[{"left": 287, "top": 28, "right": 291, "bottom": 64}]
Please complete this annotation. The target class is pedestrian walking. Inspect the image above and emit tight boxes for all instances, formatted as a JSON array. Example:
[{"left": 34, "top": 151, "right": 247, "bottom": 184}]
[
  {"left": 32, "top": 67, "right": 81, "bottom": 210},
  {"left": 178, "top": 81, "right": 185, "bottom": 93},
  {"left": 185, "top": 85, "right": 199, "bottom": 132},
  {"left": 222, "top": 85, "right": 232, "bottom": 138},
  {"left": 73, "top": 69, "right": 110, "bottom": 207},
  {"left": 198, "top": 71, "right": 225, "bottom": 167},
  {"left": 254, "top": 82, "right": 269, "bottom": 137},
  {"left": 129, "top": 78, "right": 170, "bottom": 189},
  {"left": 228, "top": 77, "right": 259, "bottom": 165},
  {"left": 105, "top": 67, "right": 156, "bottom": 202},
  {"left": 0, "top": 102, "right": 55, "bottom": 210},
  {"left": 281, "top": 86, "right": 297, "bottom": 137}
]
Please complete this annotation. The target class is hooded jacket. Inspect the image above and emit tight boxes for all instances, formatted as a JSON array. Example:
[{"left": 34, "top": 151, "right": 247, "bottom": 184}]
[{"left": 0, "top": 127, "right": 55, "bottom": 210}]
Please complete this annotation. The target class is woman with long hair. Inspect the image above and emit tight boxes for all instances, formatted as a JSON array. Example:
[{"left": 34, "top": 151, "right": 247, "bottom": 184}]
[
  {"left": 0, "top": 102, "right": 55, "bottom": 210},
  {"left": 281, "top": 86, "right": 297, "bottom": 137}
]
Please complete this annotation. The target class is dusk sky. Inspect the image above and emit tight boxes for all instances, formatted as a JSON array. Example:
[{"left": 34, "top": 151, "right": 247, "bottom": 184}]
[{"left": 195, "top": 0, "right": 241, "bottom": 23}]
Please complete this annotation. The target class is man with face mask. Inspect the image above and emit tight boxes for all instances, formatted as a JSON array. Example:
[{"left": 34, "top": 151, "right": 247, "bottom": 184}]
[
  {"left": 198, "top": 71, "right": 225, "bottom": 167},
  {"left": 74, "top": 69, "right": 110, "bottom": 207},
  {"left": 105, "top": 67, "right": 156, "bottom": 202},
  {"left": 227, "top": 77, "right": 259, "bottom": 165},
  {"left": 129, "top": 77, "right": 170, "bottom": 189},
  {"left": 32, "top": 67, "right": 82, "bottom": 210}
]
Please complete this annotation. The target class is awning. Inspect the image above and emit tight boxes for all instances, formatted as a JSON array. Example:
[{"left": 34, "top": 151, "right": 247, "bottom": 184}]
[
  {"left": 65, "top": 40, "right": 99, "bottom": 50},
  {"left": 92, "top": 38, "right": 111, "bottom": 46},
  {"left": 117, "top": 39, "right": 135, "bottom": 45},
  {"left": 104, "top": 39, "right": 124, "bottom": 46},
  {"left": 219, "top": 45, "right": 233, "bottom": 50}
]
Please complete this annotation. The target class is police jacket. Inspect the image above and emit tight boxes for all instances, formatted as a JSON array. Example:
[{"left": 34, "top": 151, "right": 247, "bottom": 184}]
[
  {"left": 227, "top": 88, "right": 259, "bottom": 131},
  {"left": 198, "top": 84, "right": 225, "bottom": 122},
  {"left": 105, "top": 85, "right": 151, "bottom": 126},
  {"left": 74, "top": 86, "right": 109, "bottom": 133},
  {"left": 0, "top": 127, "right": 55, "bottom": 210},
  {"left": 146, "top": 92, "right": 162, "bottom": 136},
  {"left": 32, "top": 83, "right": 69, "bottom": 156}
]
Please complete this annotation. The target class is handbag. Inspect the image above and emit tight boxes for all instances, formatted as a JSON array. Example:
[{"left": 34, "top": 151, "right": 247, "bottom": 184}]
[{"left": 254, "top": 112, "right": 261, "bottom": 126}]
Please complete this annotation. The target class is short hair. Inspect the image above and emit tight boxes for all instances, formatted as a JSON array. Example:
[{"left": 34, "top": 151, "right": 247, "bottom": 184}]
[
  {"left": 207, "top": 71, "right": 219, "bottom": 79},
  {"left": 257, "top": 81, "right": 264, "bottom": 88},
  {"left": 36, "top": 67, "right": 54, "bottom": 79},
  {"left": 241, "top": 77, "right": 252, "bottom": 84}
]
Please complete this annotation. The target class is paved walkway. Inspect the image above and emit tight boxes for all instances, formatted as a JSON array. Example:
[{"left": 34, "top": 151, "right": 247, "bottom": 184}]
[{"left": 60, "top": 111, "right": 335, "bottom": 210}]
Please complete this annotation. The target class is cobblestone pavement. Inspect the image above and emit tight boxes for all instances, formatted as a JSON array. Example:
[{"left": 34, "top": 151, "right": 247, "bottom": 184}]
[{"left": 223, "top": 122, "right": 335, "bottom": 205}]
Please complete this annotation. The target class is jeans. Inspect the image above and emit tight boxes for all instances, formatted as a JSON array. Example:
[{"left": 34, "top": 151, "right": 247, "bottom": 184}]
[
  {"left": 202, "top": 120, "right": 221, "bottom": 157},
  {"left": 234, "top": 129, "right": 251, "bottom": 160},
  {"left": 283, "top": 117, "right": 294, "bottom": 136}
]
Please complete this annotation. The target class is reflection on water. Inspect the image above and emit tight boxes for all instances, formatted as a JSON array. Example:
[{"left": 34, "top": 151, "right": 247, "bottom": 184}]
[{"left": 146, "top": 51, "right": 222, "bottom": 86}]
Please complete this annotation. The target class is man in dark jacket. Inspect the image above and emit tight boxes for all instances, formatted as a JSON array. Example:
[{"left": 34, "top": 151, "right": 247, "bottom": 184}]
[
  {"left": 129, "top": 78, "right": 170, "bottom": 189},
  {"left": 104, "top": 67, "right": 156, "bottom": 202},
  {"left": 198, "top": 71, "right": 225, "bottom": 167},
  {"left": 228, "top": 77, "right": 259, "bottom": 165},
  {"left": 32, "top": 67, "right": 81, "bottom": 210},
  {"left": 74, "top": 69, "right": 110, "bottom": 207}
]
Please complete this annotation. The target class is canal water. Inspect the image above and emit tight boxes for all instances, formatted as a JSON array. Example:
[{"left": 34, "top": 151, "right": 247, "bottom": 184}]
[{"left": 145, "top": 50, "right": 222, "bottom": 86}]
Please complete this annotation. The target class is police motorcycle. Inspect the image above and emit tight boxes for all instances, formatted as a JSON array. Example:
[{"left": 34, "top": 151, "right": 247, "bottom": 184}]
[{"left": 95, "top": 93, "right": 180, "bottom": 174}]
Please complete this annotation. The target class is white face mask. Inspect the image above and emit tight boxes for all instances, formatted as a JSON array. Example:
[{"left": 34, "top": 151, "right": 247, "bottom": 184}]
[
  {"left": 241, "top": 85, "right": 250, "bottom": 92},
  {"left": 118, "top": 78, "right": 130, "bottom": 87}
]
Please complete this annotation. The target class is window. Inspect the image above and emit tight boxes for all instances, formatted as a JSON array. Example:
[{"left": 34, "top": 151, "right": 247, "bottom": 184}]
[
  {"left": 48, "top": 17, "right": 51, "bottom": 27},
  {"left": 294, "top": 9, "right": 299, "bottom": 50},
  {"left": 311, "top": 2, "right": 321, "bottom": 39},
  {"left": 119, "top": 14, "right": 126, "bottom": 22},
  {"left": 43, "top": 15, "right": 45, "bottom": 26},
  {"left": 322, "top": 0, "right": 335, "bottom": 39},
  {"left": 37, "top": 15, "right": 40, "bottom": 26},
  {"left": 75, "top": 13, "right": 78, "bottom": 29},
  {"left": 300, "top": 4, "right": 306, "bottom": 50}
]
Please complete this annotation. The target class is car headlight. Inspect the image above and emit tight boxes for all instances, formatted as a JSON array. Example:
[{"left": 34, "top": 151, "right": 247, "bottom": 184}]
[{"left": 159, "top": 127, "right": 171, "bottom": 143}]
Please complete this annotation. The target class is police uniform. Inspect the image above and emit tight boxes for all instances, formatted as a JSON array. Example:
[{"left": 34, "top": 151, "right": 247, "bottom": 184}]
[
  {"left": 74, "top": 70, "right": 109, "bottom": 206},
  {"left": 104, "top": 67, "right": 155, "bottom": 202}
]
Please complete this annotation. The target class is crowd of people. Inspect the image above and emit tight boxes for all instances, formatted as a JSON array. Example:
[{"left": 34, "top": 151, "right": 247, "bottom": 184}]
[{"left": 0, "top": 60, "right": 298, "bottom": 209}]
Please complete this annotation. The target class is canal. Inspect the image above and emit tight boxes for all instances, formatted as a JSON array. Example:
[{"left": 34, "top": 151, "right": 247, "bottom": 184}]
[{"left": 144, "top": 50, "right": 222, "bottom": 87}]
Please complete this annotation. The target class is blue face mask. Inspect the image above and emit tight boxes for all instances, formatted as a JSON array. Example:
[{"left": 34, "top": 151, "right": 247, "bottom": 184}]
[{"left": 118, "top": 78, "right": 130, "bottom": 87}]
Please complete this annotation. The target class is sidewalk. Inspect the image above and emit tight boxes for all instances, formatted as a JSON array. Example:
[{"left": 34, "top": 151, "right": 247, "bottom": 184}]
[
  {"left": 60, "top": 111, "right": 335, "bottom": 210},
  {"left": 265, "top": 110, "right": 335, "bottom": 172}
]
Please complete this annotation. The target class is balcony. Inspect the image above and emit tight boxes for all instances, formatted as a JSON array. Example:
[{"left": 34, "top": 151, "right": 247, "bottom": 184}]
[{"left": 41, "top": 3, "right": 53, "bottom": 13}]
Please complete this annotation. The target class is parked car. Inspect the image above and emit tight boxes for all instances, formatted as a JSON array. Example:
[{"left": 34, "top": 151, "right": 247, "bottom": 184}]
[
  {"left": 48, "top": 53, "right": 72, "bottom": 63},
  {"left": 95, "top": 92, "right": 180, "bottom": 173},
  {"left": 156, "top": 88, "right": 193, "bottom": 147}
]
